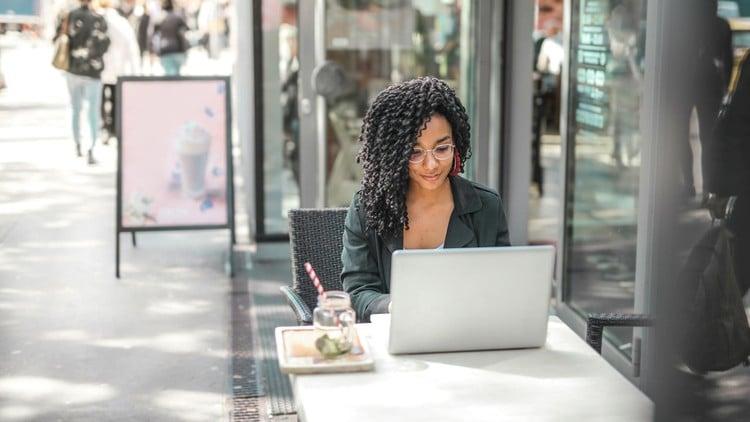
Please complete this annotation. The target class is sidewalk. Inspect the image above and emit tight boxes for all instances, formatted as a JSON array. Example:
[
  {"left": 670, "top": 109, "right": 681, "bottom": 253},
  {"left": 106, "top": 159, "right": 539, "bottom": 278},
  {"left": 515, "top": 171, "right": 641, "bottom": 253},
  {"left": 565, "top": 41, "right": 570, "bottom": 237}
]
[{"left": 0, "top": 37, "right": 234, "bottom": 421}]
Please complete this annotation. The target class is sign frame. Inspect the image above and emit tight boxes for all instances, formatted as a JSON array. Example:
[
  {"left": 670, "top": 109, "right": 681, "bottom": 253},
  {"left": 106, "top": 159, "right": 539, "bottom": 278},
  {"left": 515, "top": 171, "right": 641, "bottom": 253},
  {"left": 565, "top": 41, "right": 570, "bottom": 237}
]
[{"left": 115, "top": 75, "right": 236, "bottom": 277}]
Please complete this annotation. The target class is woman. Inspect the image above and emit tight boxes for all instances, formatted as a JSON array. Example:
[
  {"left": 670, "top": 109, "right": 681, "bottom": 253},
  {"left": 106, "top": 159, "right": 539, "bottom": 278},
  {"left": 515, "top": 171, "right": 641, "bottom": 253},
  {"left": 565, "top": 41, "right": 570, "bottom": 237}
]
[
  {"left": 342, "top": 77, "right": 510, "bottom": 322},
  {"left": 151, "top": 0, "right": 189, "bottom": 76},
  {"left": 56, "top": 0, "right": 110, "bottom": 164},
  {"left": 98, "top": 0, "right": 140, "bottom": 143}
]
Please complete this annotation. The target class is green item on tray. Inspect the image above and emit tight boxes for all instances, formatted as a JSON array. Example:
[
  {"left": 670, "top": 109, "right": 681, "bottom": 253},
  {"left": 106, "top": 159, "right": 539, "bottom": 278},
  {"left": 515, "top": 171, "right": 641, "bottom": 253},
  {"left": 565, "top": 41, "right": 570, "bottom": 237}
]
[{"left": 315, "top": 334, "right": 348, "bottom": 359}]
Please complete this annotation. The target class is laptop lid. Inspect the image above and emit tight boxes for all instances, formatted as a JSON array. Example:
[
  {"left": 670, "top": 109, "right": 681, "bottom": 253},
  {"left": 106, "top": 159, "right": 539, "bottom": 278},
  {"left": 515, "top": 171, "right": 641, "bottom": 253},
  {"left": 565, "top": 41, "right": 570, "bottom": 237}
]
[{"left": 388, "top": 245, "right": 555, "bottom": 354}]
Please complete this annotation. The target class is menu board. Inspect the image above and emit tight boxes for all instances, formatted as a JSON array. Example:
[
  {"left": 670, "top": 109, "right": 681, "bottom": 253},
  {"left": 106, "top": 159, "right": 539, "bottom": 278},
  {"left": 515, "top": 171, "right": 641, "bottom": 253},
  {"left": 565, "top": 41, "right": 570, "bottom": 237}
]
[
  {"left": 117, "top": 77, "right": 233, "bottom": 230},
  {"left": 570, "top": 0, "right": 646, "bottom": 139},
  {"left": 573, "top": 0, "right": 611, "bottom": 134}
]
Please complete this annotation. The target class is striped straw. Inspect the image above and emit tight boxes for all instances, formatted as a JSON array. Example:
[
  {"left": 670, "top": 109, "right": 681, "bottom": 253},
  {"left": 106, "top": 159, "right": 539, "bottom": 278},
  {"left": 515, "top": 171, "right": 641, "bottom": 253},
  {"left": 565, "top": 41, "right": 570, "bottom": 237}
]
[{"left": 304, "top": 262, "right": 326, "bottom": 299}]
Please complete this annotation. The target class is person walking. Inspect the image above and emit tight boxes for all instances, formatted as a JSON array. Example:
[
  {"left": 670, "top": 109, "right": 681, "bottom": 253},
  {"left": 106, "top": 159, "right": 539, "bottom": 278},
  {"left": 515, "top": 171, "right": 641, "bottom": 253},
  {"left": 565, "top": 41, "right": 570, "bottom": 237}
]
[
  {"left": 55, "top": 0, "right": 110, "bottom": 164},
  {"left": 151, "top": 0, "right": 188, "bottom": 76},
  {"left": 97, "top": 0, "right": 140, "bottom": 143}
]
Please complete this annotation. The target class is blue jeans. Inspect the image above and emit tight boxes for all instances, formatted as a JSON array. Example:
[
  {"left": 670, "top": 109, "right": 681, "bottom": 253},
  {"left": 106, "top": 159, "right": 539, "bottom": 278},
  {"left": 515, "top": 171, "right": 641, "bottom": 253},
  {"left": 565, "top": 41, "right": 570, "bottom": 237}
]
[
  {"left": 66, "top": 73, "right": 102, "bottom": 151},
  {"left": 160, "top": 53, "right": 186, "bottom": 76}
]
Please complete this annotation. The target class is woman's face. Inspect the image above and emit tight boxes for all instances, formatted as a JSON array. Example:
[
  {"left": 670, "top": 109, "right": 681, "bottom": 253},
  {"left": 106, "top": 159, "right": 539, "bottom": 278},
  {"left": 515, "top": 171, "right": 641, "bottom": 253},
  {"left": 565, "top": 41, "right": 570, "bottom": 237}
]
[{"left": 408, "top": 114, "right": 455, "bottom": 192}]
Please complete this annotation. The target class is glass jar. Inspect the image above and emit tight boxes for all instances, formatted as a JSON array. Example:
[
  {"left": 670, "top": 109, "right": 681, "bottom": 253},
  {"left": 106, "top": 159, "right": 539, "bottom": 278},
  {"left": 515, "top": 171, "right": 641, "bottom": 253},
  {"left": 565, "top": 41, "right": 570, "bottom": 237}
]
[{"left": 313, "top": 291, "right": 356, "bottom": 357}]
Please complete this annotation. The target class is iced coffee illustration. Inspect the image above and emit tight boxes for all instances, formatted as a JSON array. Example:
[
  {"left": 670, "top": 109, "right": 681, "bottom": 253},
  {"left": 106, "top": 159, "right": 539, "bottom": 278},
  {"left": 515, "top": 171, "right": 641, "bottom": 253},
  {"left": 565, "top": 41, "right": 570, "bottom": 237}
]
[{"left": 174, "top": 122, "right": 211, "bottom": 199}]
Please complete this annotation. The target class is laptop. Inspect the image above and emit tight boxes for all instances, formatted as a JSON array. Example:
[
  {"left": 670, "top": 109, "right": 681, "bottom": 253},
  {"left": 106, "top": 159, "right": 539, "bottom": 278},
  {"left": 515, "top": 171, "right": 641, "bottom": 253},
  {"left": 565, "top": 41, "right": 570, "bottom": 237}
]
[{"left": 387, "top": 245, "right": 555, "bottom": 354}]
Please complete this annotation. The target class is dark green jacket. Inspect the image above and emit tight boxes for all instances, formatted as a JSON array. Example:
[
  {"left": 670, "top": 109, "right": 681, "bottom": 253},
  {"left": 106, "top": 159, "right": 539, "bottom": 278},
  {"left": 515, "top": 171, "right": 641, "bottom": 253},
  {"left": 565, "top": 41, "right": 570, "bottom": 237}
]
[{"left": 341, "top": 176, "right": 510, "bottom": 322}]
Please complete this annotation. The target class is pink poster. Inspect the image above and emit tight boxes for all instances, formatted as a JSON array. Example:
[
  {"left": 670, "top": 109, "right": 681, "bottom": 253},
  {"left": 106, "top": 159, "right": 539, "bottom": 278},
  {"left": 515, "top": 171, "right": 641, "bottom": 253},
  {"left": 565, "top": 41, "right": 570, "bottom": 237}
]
[{"left": 119, "top": 78, "right": 230, "bottom": 228}]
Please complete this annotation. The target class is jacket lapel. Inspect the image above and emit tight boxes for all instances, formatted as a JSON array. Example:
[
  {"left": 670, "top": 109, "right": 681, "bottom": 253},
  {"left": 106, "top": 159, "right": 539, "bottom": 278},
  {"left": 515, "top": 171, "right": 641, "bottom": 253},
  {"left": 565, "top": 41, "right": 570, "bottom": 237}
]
[
  {"left": 444, "top": 214, "right": 475, "bottom": 248},
  {"left": 383, "top": 231, "right": 403, "bottom": 255},
  {"left": 445, "top": 176, "right": 482, "bottom": 248}
]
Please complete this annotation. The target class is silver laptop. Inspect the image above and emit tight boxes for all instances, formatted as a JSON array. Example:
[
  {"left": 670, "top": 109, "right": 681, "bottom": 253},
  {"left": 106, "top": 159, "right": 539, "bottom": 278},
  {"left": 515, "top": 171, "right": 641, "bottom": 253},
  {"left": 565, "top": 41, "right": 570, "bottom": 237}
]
[{"left": 388, "top": 246, "right": 555, "bottom": 354}]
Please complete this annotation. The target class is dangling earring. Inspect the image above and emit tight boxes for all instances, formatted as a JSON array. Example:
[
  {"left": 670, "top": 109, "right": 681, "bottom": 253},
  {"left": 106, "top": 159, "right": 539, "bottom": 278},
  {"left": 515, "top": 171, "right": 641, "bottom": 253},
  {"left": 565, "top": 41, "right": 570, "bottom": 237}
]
[{"left": 450, "top": 150, "right": 461, "bottom": 176}]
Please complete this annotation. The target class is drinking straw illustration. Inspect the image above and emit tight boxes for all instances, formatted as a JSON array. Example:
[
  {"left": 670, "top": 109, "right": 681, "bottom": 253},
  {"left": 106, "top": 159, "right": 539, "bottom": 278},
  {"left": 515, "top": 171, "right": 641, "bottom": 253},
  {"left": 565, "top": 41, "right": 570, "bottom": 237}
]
[{"left": 304, "top": 262, "right": 326, "bottom": 299}]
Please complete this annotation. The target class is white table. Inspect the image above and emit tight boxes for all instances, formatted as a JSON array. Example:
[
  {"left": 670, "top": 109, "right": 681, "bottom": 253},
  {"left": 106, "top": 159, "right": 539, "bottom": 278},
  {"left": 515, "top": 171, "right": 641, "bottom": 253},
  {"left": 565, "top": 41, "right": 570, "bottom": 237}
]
[{"left": 290, "top": 315, "right": 653, "bottom": 422}]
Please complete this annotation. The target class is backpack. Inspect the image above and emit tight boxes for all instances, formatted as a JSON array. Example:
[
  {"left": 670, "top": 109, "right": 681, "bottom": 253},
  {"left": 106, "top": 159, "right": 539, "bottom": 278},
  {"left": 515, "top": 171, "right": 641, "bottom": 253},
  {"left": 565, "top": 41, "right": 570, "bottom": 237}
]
[{"left": 680, "top": 199, "right": 750, "bottom": 373}]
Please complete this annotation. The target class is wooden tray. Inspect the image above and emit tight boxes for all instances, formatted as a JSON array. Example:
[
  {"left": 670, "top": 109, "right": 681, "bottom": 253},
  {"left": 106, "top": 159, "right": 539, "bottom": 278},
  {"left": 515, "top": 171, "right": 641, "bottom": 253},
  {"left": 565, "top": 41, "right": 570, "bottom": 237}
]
[{"left": 275, "top": 325, "right": 375, "bottom": 374}]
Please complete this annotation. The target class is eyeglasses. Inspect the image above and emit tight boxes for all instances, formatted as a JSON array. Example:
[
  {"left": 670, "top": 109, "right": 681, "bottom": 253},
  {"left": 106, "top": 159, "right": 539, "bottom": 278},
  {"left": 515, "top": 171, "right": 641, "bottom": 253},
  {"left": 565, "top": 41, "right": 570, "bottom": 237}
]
[{"left": 409, "top": 144, "right": 455, "bottom": 164}]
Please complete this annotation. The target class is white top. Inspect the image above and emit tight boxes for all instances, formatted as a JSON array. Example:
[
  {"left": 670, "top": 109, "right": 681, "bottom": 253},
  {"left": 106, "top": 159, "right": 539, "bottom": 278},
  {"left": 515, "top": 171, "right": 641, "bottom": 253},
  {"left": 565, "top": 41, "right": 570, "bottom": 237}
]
[
  {"left": 100, "top": 8, "right": 140, "bottom": 84},
  {"left": 291, "top": 315, "right": 653, "bottom": 422}
]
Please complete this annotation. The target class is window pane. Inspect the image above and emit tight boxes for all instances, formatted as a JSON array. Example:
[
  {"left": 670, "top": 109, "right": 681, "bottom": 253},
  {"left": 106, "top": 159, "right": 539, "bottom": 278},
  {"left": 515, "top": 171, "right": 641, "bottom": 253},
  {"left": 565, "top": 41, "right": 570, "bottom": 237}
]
[
  {"left": 260, "top": 0, "right": 301, "bottom": 234},
  {"left": 322, "top": 0, "right": 476, "bottom": 206},
  {"left": 529, "top": 0, "right": 565, "bottom": 246},
  {"left": 563, "top": 0, "right": 648, "bottom": 357}
]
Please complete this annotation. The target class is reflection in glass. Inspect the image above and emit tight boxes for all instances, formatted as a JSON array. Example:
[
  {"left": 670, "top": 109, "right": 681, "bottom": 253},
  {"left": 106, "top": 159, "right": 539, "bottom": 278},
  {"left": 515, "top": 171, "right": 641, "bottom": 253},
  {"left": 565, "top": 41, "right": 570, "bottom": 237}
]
[
  {"left": 564, "top": 0, "right": 647, "bottom": 356},
  {"left": 529, "top": 0, "right": 565, "bottom": 246},
  {"left": 261, "top": 0, "right": 301, "bottom": 234},
  {"left": 322, "top": 0, "right": 475, "bottom": 206}
]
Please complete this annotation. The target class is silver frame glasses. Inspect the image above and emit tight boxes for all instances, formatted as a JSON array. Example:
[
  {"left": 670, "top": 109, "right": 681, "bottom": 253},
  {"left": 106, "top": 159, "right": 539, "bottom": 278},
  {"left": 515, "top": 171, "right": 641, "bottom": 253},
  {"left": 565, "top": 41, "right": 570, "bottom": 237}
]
[{"left": 408, "top": 144, "right": 456, "bottom": 164}]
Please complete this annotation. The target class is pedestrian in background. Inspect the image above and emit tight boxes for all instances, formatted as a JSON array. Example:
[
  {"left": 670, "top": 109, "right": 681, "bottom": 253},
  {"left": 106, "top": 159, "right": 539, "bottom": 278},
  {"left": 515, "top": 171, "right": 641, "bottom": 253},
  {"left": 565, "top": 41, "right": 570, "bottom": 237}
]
[
  {"left": 151, "top": 0, "right": 189, "bottom": 76},
  {"left": 197, "top": 0, "right": 227, "bottom": 60},
  {"left": 55, "top": 0, "right": 110, "bottom": 164},
  {"left": 97, "top": 0, "right": 140, "bottom": 144}
]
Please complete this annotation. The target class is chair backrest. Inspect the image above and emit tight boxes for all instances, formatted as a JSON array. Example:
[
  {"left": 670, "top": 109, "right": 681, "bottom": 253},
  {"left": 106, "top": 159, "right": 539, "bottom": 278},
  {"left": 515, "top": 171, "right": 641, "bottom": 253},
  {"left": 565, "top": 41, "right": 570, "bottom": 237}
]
[{"left": 288, "top": 208, "right": 349, "bottom": 313}]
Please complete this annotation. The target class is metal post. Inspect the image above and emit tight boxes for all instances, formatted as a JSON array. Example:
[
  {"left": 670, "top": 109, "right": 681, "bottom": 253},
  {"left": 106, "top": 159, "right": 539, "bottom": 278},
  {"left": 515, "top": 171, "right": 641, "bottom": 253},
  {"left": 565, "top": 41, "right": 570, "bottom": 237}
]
[
  {"left": 229, "top": 229, "right": 235, "bottom": 277},
  {"left": 115, "top": 232, "right": 120, "bottom": 278}
]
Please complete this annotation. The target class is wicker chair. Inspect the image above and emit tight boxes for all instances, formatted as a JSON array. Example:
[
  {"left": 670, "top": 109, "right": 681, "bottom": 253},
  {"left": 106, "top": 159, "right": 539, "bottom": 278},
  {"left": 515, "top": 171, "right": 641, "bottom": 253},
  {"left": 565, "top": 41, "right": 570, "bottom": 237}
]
[
  {"left": 281, "top": 208, "right": 349, "bottom": 325},
  {"left": 585, "top": 313, "right": 654, "bottom": 354}
]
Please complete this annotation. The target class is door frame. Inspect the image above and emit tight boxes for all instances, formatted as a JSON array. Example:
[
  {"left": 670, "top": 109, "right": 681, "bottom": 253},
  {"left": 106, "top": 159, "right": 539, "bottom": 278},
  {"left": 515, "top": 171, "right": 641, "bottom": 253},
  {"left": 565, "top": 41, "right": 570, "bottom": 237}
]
[
  {"left": 297, "top": 0, "right": 325, "bottom": 209},
  {"left": 636, "top": 0, "right": 699, "bottom": 398},
  {"left": 500, "top": 0, "right": 534, "bottom": 245}
]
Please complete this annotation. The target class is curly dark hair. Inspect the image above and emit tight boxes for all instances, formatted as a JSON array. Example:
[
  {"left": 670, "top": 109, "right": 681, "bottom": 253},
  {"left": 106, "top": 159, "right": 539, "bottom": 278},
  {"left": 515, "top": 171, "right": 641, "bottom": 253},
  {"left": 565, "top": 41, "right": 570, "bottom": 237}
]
[{"left": 357, "top": 76, "right": 472, "bottom": 238}]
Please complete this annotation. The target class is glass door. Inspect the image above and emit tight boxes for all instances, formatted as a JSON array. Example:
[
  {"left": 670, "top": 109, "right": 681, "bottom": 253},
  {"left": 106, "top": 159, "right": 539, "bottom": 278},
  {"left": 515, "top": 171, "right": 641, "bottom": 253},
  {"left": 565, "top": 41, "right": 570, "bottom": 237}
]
[
  {"left": 298, "top": 0, "right": 480, "bottom": 208},
  {"left": 559, "top": 0, "right": 648, "bottom": 361},
  {"left": 255, "top": 0, "right": 302, "bottom": 239}
]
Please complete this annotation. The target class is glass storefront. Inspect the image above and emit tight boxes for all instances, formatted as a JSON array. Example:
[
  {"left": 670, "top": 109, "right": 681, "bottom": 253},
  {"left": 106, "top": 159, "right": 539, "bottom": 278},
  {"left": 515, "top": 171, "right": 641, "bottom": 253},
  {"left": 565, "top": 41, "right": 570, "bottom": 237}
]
[
  {"left": 562, "top": 0, "right": 647, "bottom": 356},
  {"left": 256, "top": 0, "right": 481, "bottom": 237}
]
